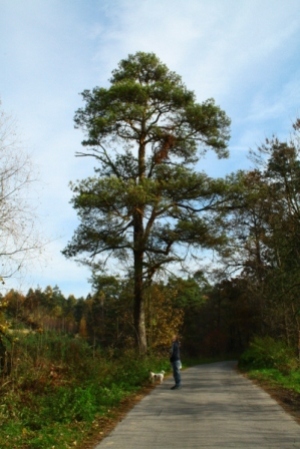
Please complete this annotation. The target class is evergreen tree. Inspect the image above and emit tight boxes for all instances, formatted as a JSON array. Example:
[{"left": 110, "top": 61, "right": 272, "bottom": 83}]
[{"left": 63, "top": 52, "right": 230, "bottom": 352}]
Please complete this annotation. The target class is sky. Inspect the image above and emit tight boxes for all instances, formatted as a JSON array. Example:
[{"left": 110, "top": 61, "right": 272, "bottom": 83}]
[{"left": 0, "top": 0, "right": 300, "bottom": 298}]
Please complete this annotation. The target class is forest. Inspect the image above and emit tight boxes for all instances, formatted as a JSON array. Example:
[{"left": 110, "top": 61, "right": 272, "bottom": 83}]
[{"left": 1, "top": 52, "right": 300, "bottom": 448}]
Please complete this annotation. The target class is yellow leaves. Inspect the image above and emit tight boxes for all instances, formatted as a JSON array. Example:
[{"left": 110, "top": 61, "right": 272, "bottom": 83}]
[
  {"left": 78, "top": 317, "right": 88, "bottom": 339},
  {"left": 0, "top": 323, "right": 9, "bottom": 334},
  {"left": 146, "top": 284, "right": 184, "bottom": 349},
  {"left": 0, "top": 299, "right": 8, "bottom": 309}
]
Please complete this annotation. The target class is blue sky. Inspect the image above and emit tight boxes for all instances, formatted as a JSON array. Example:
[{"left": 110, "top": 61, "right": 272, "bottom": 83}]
[{"left": 1, "top": 0, "right": 300, "bottom": 297}]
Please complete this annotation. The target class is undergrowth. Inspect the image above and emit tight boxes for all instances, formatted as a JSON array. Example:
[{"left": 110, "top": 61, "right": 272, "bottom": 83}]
[
  {"left": 238, "top": 336, "right": 300, "bottom": 394},
  {"left": 0, "top": 332, "right": 170, "bottom": 449}
]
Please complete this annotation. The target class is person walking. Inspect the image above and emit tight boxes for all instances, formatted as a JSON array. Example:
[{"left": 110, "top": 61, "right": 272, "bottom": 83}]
[{"left": 170, "top": 334, "right": 181, "bottom": 390}]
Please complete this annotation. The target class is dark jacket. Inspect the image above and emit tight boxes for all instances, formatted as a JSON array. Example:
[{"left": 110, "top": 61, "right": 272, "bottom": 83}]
[{"left": 170, "top": 340, "right": 180, "bottom": 362}]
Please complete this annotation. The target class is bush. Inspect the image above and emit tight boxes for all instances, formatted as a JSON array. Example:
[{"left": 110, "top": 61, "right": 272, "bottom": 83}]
[{"left": 239, "top": 336, "right": 297, "bottom": 373}]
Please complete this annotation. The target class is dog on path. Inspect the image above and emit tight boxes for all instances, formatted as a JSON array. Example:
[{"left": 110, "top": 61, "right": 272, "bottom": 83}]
[{"left": 149, "top": 370, "right": 165, "bottom": 384}]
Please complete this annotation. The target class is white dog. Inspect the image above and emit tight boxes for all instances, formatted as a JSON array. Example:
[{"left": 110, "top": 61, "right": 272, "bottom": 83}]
[{"left": 149, "top": 370, "right": 165, "bottom": 384}]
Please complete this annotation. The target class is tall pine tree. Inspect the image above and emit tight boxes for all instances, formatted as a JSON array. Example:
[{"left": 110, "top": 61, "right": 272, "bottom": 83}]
[{"left": 63, "top": 52, "right": 230, "bottom": 352}]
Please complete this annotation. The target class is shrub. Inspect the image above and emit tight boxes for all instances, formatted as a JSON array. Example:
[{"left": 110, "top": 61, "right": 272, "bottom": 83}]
[{"left": 239, "top": 336, "right": 297, "bottom": 372}]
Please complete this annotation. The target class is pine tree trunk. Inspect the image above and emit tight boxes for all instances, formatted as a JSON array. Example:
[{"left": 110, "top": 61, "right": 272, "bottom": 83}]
[
  {"left": 133, "top": 137, "right": 147, "bottom": 353},
  {"left": 133, "top": 250, "right": 147, "bottom": 353}
]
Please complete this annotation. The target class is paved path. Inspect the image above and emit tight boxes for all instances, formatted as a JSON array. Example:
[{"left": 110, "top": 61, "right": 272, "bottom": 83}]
[{"left": 95, "top": 361, "right": 300, "bottom": 448}]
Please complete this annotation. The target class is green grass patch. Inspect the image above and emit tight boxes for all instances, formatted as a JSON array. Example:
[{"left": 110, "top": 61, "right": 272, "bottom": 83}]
[
  {"left": 246, "top": 367, "right": 300, "bottom": 394},
  {"left": 0, "top": 421, "right": 90, "bottom": 449}
]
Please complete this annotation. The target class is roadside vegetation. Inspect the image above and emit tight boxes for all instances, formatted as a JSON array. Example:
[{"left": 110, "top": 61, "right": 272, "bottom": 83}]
[
  {"left": 0, "top": 332, "right": 170, "bottom": 449},
  {"left": 239, "top": 336, "right": 300, "bottom": 391}
]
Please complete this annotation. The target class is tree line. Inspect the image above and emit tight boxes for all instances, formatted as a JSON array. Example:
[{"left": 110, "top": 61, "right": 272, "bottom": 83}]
[{"left": 0, "top": 272, "right": 252, "bottom": 359}]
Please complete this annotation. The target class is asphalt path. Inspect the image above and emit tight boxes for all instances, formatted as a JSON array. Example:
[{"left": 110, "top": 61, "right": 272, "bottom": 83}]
[{"left": 94, "top": 361, "right": 300, "bottom": 448}]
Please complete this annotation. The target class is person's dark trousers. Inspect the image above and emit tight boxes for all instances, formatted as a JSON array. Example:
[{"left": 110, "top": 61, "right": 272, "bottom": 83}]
[{"left": 172, "top": 360, "right": 181, "bottom": 386}]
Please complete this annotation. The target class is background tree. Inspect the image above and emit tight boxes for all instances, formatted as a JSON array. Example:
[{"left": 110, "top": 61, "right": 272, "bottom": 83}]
[
  {"left": 166, "top": 274, "right": 209, "bottom": 355},
  {"left": 0, "top": 101, "right": 42, "bottom": 283},
  {"left": 144, "top": 281, "right": 184, "bottom": 351},
  {"left": 63, "top": 52, "right": 230, "bottom": 352},
  {"left": 219, "top": 120, "right": 300, "bottom": 353},
  {"left": 0, "top": 101, "right": 43, "bottom": 366},
  {"left": 87, "top": 274, "right": 134, "bottom": 349}
]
